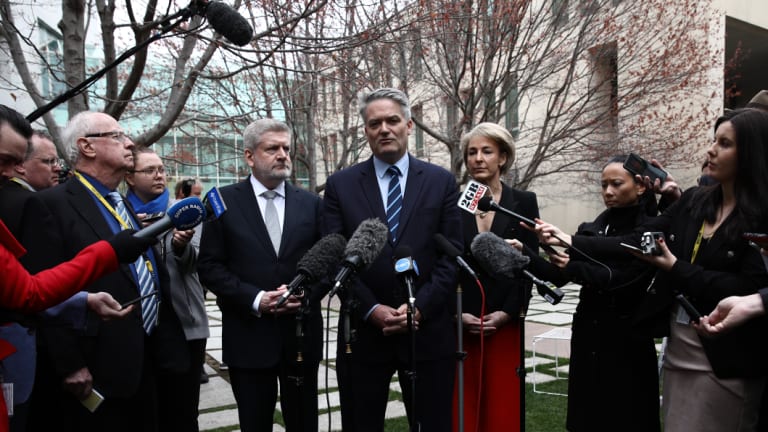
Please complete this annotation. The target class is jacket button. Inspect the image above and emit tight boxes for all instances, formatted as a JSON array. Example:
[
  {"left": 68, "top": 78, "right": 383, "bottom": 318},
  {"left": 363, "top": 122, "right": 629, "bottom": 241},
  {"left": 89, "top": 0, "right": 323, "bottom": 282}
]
[
  {"left": 669, "top": 234, "right": 675, "bottom": 242},
  {"left": 727, "top": 250, "right": 734, "bottom": 258}
]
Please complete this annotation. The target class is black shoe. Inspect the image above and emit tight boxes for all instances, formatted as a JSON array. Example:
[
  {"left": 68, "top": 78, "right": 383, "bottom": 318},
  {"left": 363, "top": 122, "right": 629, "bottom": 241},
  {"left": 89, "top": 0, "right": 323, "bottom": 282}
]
[
  {"left": 200, "top": 369, "right": 209, "bottom": 384},
  {"left": 219, "top": 362, "right": 228, "bottom": 371}
]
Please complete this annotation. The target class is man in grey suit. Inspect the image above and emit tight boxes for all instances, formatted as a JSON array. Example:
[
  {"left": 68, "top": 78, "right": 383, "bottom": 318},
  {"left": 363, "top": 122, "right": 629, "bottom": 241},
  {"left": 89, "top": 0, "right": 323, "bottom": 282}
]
[{"left": 198, "top": 118, "right": 323, "bottom": 431}]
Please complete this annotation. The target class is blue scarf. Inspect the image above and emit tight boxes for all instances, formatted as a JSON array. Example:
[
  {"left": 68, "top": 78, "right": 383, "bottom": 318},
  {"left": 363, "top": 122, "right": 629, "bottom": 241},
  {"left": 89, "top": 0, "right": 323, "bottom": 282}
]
[{"left": 127, "top": 188, "right": 169, "bottom": 214}]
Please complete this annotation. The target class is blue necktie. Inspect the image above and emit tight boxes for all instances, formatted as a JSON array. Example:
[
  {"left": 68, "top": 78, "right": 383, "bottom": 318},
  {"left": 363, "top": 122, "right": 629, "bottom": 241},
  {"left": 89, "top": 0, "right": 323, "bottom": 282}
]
[
  {"left": 108, "top": 192, "right": 158, "bottom": 334},
  {"left": 386, "top": 166, "right": 403, "bottom": 243}
]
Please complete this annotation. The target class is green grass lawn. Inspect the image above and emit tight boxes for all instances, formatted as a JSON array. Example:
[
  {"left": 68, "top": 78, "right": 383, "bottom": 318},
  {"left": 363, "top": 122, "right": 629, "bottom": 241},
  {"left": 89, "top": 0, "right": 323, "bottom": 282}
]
[
  {"left": 382, "top": 352, "right": 570, "bottom": 431},
  {"left": 204, "top": 351, "right": 570, "bottom": 431}
]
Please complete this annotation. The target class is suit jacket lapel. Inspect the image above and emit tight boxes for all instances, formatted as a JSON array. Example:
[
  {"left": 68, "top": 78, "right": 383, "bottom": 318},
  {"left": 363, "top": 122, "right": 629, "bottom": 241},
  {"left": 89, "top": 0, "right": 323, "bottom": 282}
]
[
  {"left": 66, "top": 179, "right": 119, "bottom": 240},
  {"left": 490, "top": 185, "right": 517, "bottom": 235},
  {"left": 397, "top": 155, "right": 426, "bottom": 246},
  {"left": 234, "top": 178, "right": 277, "bottom": 258},
  {"left": 281, "top": 184, "right": 302, "bottom": 256},
  {"left": 66, "top": 179, "right": 135, "bottom": 282},
  {"left": 359, "top": 159, "right": 388, "bottom": 223}
]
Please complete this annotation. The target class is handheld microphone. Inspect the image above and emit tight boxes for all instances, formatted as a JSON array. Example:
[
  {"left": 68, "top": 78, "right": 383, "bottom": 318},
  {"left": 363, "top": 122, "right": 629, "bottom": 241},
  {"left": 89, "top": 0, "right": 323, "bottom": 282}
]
[
  {"left": 134, "top": 197, "right": 206, "bottom": 239},
  {"left": 520, "top": 269, "right": 564, "bottom": 305},
  {"left": 203, "top": 187, "right": 227, "bottom": 219},
  {"left": 329, "top": 218, "right": 389, "bottom": 298},
  {"left": 433, "top": 233, "right": 477, "bottom": 279},
  {"left": 470, "top": 231, "right": 565, "bottom": 305},
  {"left": 477, "top": 196, "right": 535, "bottom": 227},
  {"left": 203, "top": 1, "right": 253, "bottom": 46},
  {"left": 276, "top": 234, "right": 347, "bottom": 307}
]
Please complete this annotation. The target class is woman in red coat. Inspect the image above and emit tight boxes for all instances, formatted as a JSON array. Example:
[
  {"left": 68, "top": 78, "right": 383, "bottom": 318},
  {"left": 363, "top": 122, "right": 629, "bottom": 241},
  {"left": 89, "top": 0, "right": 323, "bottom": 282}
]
[{"left": 0, "top": 220, "right": 155, "bottom": 431}]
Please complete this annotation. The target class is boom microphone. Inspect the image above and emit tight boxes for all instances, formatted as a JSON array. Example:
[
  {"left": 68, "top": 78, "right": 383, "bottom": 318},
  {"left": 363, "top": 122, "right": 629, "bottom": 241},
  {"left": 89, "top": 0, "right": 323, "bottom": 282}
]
[
  {"left": 470, "top": 232, "right": 564, "bottom": 305},
  {"left": 276, "top": 234, "right": 347, "bottom": 307},
  {"left": 204, "top": 1, "right": 253, "bottom": 46},
  {"left": 329, "top": 218, "right": 389, "bottom": 298},
  {"left": 433, "top": 233, "right": 476, "bottom": 279},
  {"left": 134, "top": 197, "right": 206, "bottom": 239}
]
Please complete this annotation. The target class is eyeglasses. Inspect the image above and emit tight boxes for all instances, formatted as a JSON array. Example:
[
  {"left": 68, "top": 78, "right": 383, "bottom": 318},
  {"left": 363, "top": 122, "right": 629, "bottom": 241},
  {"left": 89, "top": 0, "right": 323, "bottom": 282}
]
[
  {"left": 36, "top": 157, "right": 64, "bottom": 167},
  {"left": 131, "top": 166, "right": 166, "bottom": 176},
  {"left": 84, "top": 131, "right": 131, "bottom": 143}
]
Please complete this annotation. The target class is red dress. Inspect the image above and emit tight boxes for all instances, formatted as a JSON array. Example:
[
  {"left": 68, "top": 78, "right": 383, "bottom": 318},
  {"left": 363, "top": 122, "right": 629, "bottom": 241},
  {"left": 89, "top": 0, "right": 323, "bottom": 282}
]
[
  {"left": 0, "top": 219, "right": 119, "bottom": 431},
  {"left": 453, "top": 323, "right": 521, "bottom": 432}
]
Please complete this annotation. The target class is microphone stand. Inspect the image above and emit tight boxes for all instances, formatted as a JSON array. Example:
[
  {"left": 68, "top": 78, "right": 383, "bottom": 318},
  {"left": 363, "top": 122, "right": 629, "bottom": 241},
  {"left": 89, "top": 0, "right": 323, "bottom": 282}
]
[
  {"left": 293, "top": 289, "right": 308, "bottom": 430},
  {"left": 455, "top": 283, "right": 466, "bottom": 432},
  {"left": 26, "top": 1, "right": 203, "bottom": 122},
  {"left": 517, "top": 282, "right": 528, "bottom": 432},
  {"left": 403, "top": 277, "right": 420, "bottom": 432}
]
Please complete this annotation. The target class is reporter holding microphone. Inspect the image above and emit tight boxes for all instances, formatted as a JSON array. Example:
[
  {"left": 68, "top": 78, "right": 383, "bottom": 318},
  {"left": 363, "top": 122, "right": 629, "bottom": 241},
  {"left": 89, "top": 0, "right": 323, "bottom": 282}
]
[
  {"left": 535, "top": 109, "right": 768, "bottom": 431},
  {"left": 527, "top": 155, "right": 662, "bottom": 432}
]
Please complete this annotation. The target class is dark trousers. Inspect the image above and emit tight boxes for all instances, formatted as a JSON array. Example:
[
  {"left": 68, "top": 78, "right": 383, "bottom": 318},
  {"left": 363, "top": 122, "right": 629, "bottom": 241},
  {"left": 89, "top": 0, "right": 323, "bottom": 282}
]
[
  {"left": 229, "top": 360, "right": 319, "bottom": 432},
  {"left": 27, "top": 344, "right": 159, "bottom": 432},
  {"left": 157, "top": 338, "right": 207, "bottom": 432},
  {"left": 337, "top": 351, "right": 455, "bottom": 432}
]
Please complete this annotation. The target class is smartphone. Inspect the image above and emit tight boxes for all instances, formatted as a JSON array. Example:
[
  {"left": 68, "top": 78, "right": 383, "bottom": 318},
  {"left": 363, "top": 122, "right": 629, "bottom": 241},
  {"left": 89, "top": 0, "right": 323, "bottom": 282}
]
[
  {"left": 743, "top": 232, "right": 768, "bottom": 248},
  {"left": 623, "top": 153, "right": 668, "bottom": 184},
  {"left": 120, "top": 291, "right": 158, "bottom": 309},
  {"left": 619, "top": 242, "right": 644, "bottom": 253},
  {"left": 142, "top": 211, "right": 165, "bottom": 223},
  {"left": 80, "top": 388, "right": 104, "bottom": 413}
]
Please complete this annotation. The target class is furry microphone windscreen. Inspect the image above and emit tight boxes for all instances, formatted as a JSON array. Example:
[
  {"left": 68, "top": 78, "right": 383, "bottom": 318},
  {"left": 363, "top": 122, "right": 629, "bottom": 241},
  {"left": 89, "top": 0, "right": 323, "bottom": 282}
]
[
  {"left": 470, "top": 231, "right": 530, "bottom": 279},
  {"left": 205, "top": 1, "right": 254, "bottom": 46},
  {"left": 345, "top": 218, "right": 389, "bottom": 269},
  {"left": 296, "top": 234, "right": 347, "bottom": 278}
]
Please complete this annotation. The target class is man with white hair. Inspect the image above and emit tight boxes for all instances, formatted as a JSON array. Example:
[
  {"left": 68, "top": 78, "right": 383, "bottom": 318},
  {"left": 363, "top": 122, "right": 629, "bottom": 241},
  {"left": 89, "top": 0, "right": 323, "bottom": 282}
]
[{"left": 24, "top": 111, "right": 187, "bottom": 432}]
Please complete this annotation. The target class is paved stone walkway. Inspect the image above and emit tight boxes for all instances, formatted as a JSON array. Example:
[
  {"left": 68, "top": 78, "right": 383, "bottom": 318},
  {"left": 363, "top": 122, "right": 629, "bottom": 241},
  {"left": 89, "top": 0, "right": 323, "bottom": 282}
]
[{"left": 198, "top": 284, "right": 581, "bottom": 431}]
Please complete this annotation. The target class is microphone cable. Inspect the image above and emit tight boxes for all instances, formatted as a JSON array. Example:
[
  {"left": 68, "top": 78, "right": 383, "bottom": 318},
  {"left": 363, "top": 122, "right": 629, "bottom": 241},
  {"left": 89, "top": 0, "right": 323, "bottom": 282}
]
[{"left": 323, "top": 294, "right": 334, "bottom": 432}]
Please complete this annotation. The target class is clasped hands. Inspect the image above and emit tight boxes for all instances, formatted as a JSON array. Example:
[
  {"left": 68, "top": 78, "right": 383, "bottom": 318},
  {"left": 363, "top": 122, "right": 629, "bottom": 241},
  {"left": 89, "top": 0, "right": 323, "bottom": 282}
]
[
  {"left": 369, "top": 303, "right": 422, "bottom": 336},
  {"left": 259, "top": 285, "right": 302, "bottom": 315}
]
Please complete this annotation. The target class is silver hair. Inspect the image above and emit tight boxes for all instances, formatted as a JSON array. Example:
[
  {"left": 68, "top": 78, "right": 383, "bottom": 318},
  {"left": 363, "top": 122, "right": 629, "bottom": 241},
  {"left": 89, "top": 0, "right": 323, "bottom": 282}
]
[
  {"left": 61, "top": 111, "right": 97, "bottom": 165},
  {"left": 243, "top": 118, "right": 292, "bottom": 150},
  {"left": 358, "top": 88, "right": 411, "bottom": 122}
]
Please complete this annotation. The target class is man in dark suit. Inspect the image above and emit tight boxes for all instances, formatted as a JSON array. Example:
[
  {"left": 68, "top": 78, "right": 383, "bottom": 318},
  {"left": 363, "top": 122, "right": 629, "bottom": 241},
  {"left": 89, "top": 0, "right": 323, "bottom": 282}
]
[
  {"left": 323, "top": 87, "right": 463, "bottom": 431},
  {"left": 23, "top": 111, "right": 187, "bottom": 432},
  {"left": 198, "top": 118, "right": 323, "bottom": 432}
]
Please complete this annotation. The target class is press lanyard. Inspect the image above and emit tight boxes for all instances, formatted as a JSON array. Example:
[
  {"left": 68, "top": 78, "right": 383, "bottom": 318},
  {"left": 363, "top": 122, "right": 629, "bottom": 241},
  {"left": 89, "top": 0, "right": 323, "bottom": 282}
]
[
  {"left": 9, "top": 177, "right": 33, "bottom": 191},
  {"left": 74, "top": 171, "right": 132, "bottom": 230},
  {"left": 690, "top": 222, "right": 705, "bottom": 264}
]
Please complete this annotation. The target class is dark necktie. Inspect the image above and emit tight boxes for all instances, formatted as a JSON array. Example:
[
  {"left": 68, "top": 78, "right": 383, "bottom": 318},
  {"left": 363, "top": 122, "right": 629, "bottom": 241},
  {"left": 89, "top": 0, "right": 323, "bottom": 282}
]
[{"left": 386, "top": 166, "right": 403, "bottom": 242}]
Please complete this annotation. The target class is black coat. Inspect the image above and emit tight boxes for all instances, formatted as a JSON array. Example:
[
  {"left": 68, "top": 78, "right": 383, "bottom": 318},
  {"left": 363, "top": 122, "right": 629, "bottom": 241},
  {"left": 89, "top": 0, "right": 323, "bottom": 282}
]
[
  {"left": 572, "top": 188, "right": 768, "bottom": 378},
  {"left": 459, "top": 184, "right": 538, "bottom": 319},
  {"left": 563, "top": 204, "right": 661, "bottom": 432}
]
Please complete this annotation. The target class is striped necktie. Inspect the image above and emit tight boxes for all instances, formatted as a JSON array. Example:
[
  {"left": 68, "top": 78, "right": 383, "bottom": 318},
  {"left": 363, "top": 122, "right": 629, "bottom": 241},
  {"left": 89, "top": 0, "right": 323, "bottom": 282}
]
[
  {"left": 108, "top": 192, "right": 158, "bottom": 333},
  {"left": 386, "top": 166, "right": 403, "bottom": 243}
]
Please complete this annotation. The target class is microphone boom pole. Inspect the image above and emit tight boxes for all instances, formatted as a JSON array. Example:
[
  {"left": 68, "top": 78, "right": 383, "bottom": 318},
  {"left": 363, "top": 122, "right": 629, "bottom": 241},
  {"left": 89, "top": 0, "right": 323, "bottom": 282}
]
[{"left": 27, "top": 4, "right": 199, "bottom": 122}]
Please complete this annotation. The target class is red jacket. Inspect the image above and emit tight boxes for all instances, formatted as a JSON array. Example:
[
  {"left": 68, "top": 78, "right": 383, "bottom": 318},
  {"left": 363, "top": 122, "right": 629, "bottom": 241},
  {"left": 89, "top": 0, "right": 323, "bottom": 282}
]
[{"left": 0, "top": 219, "right": 119, "bottom": 431}]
